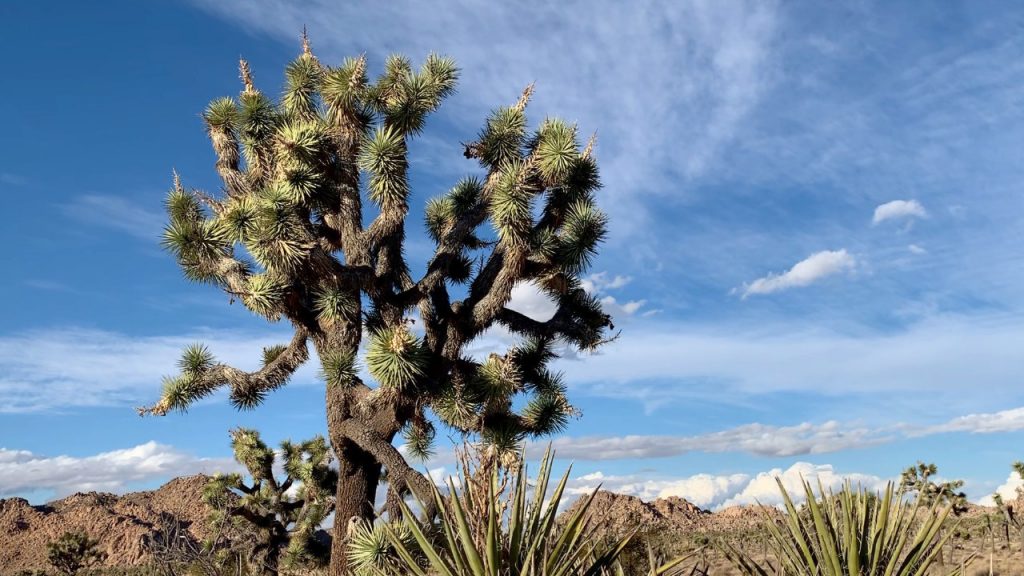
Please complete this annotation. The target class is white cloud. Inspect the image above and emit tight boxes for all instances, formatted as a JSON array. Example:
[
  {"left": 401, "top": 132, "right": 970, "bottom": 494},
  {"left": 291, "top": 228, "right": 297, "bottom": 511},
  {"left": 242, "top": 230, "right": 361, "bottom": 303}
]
[
  {"left": 60, "top": 195, "right": 165, "bottom": 241},
  {"left": 582, "top": 272, "right": 632, "bottom": 294},
  {"left": 0, "top": 442, "right": 237, "bottom": 499},
  {"left": 740, "top": 249, "right": 855, "bottom": 297},
  {"left": 0, "top": 328, "right": 319, "bottom": 412},
  {"left": 977, "top": 470, "right": 1024, "bottom": 507},
  {"left": 718, "top": 463, "right": 888, "bottom": 508},
  {"left": 920, "top": 406, "right": 1024, "bottom": 435},
  {"left": 564, "top": 462, "right": 889, "bottom": 511},
  {"left": 908, "top": 244, "right": 927, "bottom": 255},
  {"left": 872, "top": 200, "right": 928, "bottom": 225},
  {"left": 506, "top": 281, "right": 559, "bottom": 322},
  {"left": 187, "top": 0, "right": 780, "bottom": 240},
  {"left": 540, "top": 420, "right": 891, "bottom": 461}
]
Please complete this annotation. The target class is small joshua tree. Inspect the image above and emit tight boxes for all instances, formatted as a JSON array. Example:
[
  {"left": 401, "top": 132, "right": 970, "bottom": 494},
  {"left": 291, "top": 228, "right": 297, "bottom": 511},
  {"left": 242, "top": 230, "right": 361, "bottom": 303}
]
[
  {"left": 47, "top": 529, "right": 106, "bottom": 575},
  {"left": 140, "top": 32, "right": 614, "bottom": 573},
  {"left": 899, "top": 461, "right": 968, "bottom": 515},
  {"left": 992, "top": 461, "right": 1024, "bottom": 553},
  {"left": 203, "top": 428, "right": 337, "bottom": 575}
]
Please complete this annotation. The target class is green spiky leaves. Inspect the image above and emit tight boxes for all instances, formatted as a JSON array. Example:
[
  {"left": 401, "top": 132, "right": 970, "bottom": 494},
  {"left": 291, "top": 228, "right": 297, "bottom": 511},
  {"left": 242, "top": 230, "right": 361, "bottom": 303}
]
[
  {"left": 179, "top": 344, "right": 215, "bottom": 375},
  {"left": 535, "top": 119, "right": 578, "bottom": 185},
  {"left": 489, "top": 160, "right": 535, "bottom": 247},
  {"left": 319, "top": 350, "right": 358, "bottom": 388},
  {"left": 203, "top": 97, "right": 239, "bottom": 131},
  {"left": 360, "top": 126, "right": 409, "bottom": 206},
  {"left": 322, "top": 56, "right": 368, "bottom": 115},
  {"left": 402, "top": 420, "right": 436, "bottom": 461},
  {"left": 241, "top": 273, "right": 285, "bottom": 320},
  {"left": 313, "top": 285, "right": 357, "bottom": 327},
  {"left": 283, "top": 54, "right": 323, "bottom": 121},
  {"left": 479, "top": 106, "right": 527, "bottom": 169},
  {"left": 366, "top": 325, "right": 430, "bottom": 391},
  {"left": 557, "top": 200, "right": 608, "bottom": 275},
  {"left": 366, "top": 54, "right": 459, "bottom": 136}
]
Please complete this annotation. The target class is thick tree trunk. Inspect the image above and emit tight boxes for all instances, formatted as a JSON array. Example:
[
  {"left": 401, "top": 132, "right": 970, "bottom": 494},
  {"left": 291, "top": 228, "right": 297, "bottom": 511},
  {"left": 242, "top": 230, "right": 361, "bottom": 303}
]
[{"left": 328, "top": 435, "right": 381, "bottom": 575}]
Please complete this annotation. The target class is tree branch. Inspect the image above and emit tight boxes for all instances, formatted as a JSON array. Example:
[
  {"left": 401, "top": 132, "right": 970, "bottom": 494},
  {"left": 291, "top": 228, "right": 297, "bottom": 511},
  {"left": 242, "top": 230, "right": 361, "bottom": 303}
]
[
  {"left": 336, "top": 418, "right": 438, "bottom": 521},
  {"left": 138, "top": 327, "right": 310, "bottom": 416}
]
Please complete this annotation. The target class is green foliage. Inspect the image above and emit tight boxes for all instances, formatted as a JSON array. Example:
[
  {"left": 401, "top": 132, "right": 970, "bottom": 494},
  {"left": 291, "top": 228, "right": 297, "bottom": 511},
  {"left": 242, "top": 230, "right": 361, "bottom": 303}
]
[
  {"left": 720, "top": 479, "right": 963, "bottom": 576},
  {"left": 319, "top": 349, "right": 359, "bottom": 387},
  {"left": 47, "top": 530, "right": 106, "bottom": 575},
  {"left": 350, "top": 447, "right": 673, "bottom": 576},
  {"left": 204, "top": 429, "right": 337, "bottom": 574},
  {"left": 899, "top": 461, "right": 969, "bottom": 515},
  {"left": 365, "top": 325, "right": 431, "bottom": 391}
]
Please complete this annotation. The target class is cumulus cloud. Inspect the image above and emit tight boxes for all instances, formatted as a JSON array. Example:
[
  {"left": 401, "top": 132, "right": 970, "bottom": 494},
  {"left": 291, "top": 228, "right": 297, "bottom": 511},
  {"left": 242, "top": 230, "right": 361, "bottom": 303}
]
[
  {"left": 977, "top": 469, "right": 1024, "bottom": 507},
  {"left": 718, "top": 463, "right": 888, "bottom": 508},
  {"left": 872, "top": 200, "right": 928, "bottom": 225},
  {"left": 565, "top": 462, "right": 889, "bottom": 511},
  {"left": 908, "top": 244, "right": 927, "bottom": 255},
  {"left": 0, "top": 442, "right": 237, "bottom": 500},
  {"left": 506, "top": 281, "right": 559, "bottom": 322},
  {"left": 740, "top": 249, "right": 855, "bottom": 297},
  {"left": 582, "top": 272, "right": 633, "bottom": 293}
]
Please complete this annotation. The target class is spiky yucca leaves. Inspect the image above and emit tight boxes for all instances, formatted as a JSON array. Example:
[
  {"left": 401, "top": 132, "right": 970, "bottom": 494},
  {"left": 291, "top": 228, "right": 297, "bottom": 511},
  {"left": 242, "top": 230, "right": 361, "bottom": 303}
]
[
  {"left": 720, "top": 479, "right": 966, "bottom": 576},
  {"left": 356, "top": 447, "right": 642, "bottom": 576},
  {"left": 203, "top": 428, "right": 337, "bottom": 575}
]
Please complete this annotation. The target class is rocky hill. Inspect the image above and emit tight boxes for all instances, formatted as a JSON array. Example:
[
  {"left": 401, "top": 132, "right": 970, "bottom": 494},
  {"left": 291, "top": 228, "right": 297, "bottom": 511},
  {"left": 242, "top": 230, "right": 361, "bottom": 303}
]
[{"left": 0, "top": 475, "right": 212, "bottom": 571}]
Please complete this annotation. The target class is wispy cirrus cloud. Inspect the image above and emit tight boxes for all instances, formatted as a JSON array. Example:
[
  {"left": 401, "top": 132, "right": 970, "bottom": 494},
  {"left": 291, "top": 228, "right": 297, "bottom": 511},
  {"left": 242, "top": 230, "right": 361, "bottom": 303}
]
[
  {"left": 187, "top": 0, "right": 780, "bottom": 241},
  {"left": 0, "top": 327, "right": 318, "bottom": 412},
  {"left": 60, "top": 194, "right": 165, "bottom": 241},
  {"left": 541, "top": 420, "right": 892, "bottom": 461},
  {"left": 738, "top": 249, "right": 856, "bottom": 298}
]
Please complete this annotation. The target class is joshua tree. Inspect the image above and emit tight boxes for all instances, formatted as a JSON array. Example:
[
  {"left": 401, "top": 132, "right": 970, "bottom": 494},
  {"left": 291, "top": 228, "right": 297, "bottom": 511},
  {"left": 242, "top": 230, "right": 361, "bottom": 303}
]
[
  {"left": 992, "top": 461, "right": 1024, "bottom": 553},
  {"left": 899, "top": 461, "right": 968, "bottom": 515},
  {"left": 47, "top": 529, "right": 106, "bottom": 575},
  {"left": 203, "top": 428, "right": 336, "bottom": 574},
  {"left": 140, "top": 34, "right": 613, "bottom": 573}
]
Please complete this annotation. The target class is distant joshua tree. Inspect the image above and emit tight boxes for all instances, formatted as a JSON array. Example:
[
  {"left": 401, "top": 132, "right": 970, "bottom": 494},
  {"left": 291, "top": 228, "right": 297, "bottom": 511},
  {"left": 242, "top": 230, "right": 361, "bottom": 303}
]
[
  {"left": 139, "top": 32, "right": 614, "bottom": 573},
  {"left": 899, "top": 461, "right": 968, "bottom": 515},
  {"left": 992, "top": 460, "right": 1024, "bottom": 553},
  {"left": 203, "top": 428, "right": 336, "bottom": 575},
  {"left": 46, "top": 529, "right": 106, "bottom": 575}
]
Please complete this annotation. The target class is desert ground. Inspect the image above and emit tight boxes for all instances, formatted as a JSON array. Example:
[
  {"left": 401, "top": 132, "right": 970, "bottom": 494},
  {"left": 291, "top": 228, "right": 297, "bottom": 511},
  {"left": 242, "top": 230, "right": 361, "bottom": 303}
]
[{"left": 2, "top": 477, "right": 1021, "bottom": 575}]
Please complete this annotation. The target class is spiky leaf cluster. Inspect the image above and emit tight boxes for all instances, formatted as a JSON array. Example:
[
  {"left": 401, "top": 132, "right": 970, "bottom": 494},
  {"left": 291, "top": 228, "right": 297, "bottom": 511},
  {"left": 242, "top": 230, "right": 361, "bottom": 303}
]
[{"left": 203, "top": 428, "right": 337, "bottom": 572}]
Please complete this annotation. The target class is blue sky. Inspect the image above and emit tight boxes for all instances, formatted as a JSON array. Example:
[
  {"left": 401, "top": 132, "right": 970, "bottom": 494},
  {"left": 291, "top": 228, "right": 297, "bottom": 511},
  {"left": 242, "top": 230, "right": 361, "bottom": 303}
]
[{"left": 3, "top": 0, "right": 1024, "bottom": 508}]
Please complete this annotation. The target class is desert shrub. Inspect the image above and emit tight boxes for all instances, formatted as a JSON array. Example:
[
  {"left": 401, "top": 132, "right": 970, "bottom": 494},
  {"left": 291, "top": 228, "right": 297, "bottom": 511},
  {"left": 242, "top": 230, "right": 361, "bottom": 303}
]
[
  {"left": 46, "top": 529, "right": 106, "bottom": 575},
  {"left": 720, "top": 479, "right": 967, "bottom": 576}
]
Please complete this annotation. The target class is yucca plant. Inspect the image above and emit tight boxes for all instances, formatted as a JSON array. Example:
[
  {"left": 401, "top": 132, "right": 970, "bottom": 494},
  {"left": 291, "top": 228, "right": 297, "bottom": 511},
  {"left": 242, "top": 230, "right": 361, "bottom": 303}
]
[
  {"left": 721, "top": 478, "right": 970, "bottom": 576},
  {"left": 350, "top": 447, "right": 649, "bottom": 576}
]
